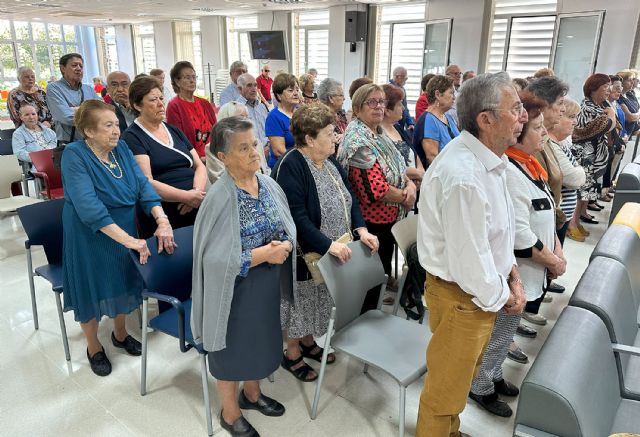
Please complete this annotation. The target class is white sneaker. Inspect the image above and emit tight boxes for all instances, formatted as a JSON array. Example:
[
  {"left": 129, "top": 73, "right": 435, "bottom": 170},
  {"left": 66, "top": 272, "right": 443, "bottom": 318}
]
[{"left": 522, "top": 312, "right": 547, "bottom": 326}]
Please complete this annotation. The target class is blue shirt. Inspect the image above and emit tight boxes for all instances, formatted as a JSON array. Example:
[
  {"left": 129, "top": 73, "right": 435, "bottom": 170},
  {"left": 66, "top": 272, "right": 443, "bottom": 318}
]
[
  {"left": 219, "top": 83, "right": 241, "bottom": 106},
  {"left": 12, "top": 123, "right": 58, "bottom": 163},
  {"left": 265, "top": 108, "right": 295, "bottom": 168},
  {"left": 46, "top": 78, "right": 100, "bottom": 142},
  {"left": 423, "top": 112, "right": 460, "bottom": 153},
  {"left": 237, "top": 95, "right": 269, "bottom": 146}
]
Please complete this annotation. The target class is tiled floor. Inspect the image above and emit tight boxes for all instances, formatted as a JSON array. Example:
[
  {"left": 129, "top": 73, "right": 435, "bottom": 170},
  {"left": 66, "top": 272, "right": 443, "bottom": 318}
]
[{"left": 0, "top": 147, "right": 632, "bottom": 436}]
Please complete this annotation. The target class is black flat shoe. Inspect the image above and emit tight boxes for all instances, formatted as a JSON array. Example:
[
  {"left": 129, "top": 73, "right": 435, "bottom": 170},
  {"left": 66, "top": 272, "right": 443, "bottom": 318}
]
[
  {"left": 546, "top": 281, "right": 565, "bottom": 293},
  {"left": 238, "top": 390, "right": 285, "bottom": 417},
  {"left": 220, "top": 412, "right": 259, "bottom": 437},
  {"left": 111, "top": 332, "right": 142, "bottom": 356},
  {"left": 469, "top": 392, "right": 512, "bottom": 417},
  {"left": 580, "top": 215, "right": 599, "bottom": 224},
  {"left": 516, "top": 324, "right": 537, "bottom": 338},
  {"left": 494, "top": 379, "right": 519, "bottom": 397},
  {"left": 87, "top": 347, "right": 112, "bottom": 376},
  {"left": 587, "top": 204, "right": 602, "bottom": 212}
]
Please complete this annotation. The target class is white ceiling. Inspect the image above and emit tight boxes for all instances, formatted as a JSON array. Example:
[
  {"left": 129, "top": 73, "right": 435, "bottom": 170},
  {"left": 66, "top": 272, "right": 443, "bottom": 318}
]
[{"left": 0, "top": 0, "right": 391, "bottom": 25}]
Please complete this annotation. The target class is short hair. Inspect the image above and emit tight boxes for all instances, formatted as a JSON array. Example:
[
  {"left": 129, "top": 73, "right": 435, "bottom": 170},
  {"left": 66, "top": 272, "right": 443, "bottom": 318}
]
[
  {"left": 533, "top": 67, "right": 555, "bottom": 79},
  {"left": 17, "top": 67, "right": 34, "bottom": 79},
  {"left": 74, "top": 100, "right": 115, "bottom": 138},
  {"left": 169, "top": 61, "right": 195, "bottom": 93},
  {"left": 420, "top": 74, "right": 436, "bottom": 92},
  {"left": 582, "top": 73, "right": 611, "bottom": 98},
  {"left": 128, "top": 76, "right": 163, "bottom": 115},
  {"left": 381, "top": 84, "right": 404, "bottom": 111},
  {"left": 462, "top": 71, "right": 475, "bottom": 82},
  {"left": 564, "top": 96, "right": 580, "bottom": 115},
  {"left": 526, "top": 76, "right": 568, "bottom": 104},
  {"left": 392, "top": 66, "right": 407, "bottom": 76},
  {"left": 149, "top": 68, "right": 164, "bottom": 77},
  {"left": 92, "top": 77, "right": 102, "bottom": 83},
  {"left": 236, "top": 73, "right": 255, "bottom": 89},
  {"left": 218, "top": 101, "right": 247, "bottom": 120},
  {"left": 317, "top": 78, "right": 343, "bottom": 104},
  {"left": 609, "top": 75, "right": 623, "bottom": 84},
  {"left": 352, "top": 83, "right": 384, "bottom": 116},
  {"left": 457, "top": 71, "right": 513, "bottom": 137},
  {"left": 299, "top": 73, "right": 314, "bottom": 91},
  {"left": 290, "top": 104, "right": 335, "bottom": 147},
  {"left": 307, "top": 68, "right": 318, "bottom": 75},
  {"left": 425, "top": 75, "right": 454, "bottom": 105},
  {"left": 272, "top": 73, "right": 299, "bottom": 103},
  {"left": 348, "top": 77, "right": 373, "bottom": 99},
  {"left": 59, "top": 53, "right": 83, "bottom": 67},
  {"left": 18, "top": 102, "right": 38, "bottom": 113},
  {"left": 106, "top": 71, "right": 131, "bottom": 85},
  {"left": 445, "top": 64, "right": 461, "bottom": 75},
  {"left": 229, "top": 61, "right": 247, "bottom": 74},
  {"left": 517, "top": 90, "right": 548, "bottom": 143},
  {"left": 512, "top": 78, "right": 529, "bottom": 92},
  {"left": 210, "top": 116, "right": 254, "bottom": 156},
  {"left": 616, "top": 69, "right": 636, "bottom": 81}
]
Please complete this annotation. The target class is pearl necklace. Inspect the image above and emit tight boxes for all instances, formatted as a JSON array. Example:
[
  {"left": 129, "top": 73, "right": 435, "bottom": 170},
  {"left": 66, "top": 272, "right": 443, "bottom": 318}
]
[{"left": 87, "top": 143, "right": 123, "bottom": 179}]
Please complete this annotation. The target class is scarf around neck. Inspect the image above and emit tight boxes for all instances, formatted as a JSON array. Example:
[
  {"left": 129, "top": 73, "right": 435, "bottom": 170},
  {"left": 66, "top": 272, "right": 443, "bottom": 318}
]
[{"left": 506, "top": 146, "right": 548, "bottom": 182}]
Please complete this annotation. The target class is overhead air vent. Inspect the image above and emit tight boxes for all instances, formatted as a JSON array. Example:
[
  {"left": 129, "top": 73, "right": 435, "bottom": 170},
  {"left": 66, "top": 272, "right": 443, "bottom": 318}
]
[
  {"left": 268, "top": 0, "right": 302, "bottom": 4},
  {"left": 49, "top": 10, "right": 102, "bottom": 17},
  {"left": 30, "top": 2, "right": 62, "bottom": 7},
  {"left": 192, "top": 7, "right": 219, "bottom": 12}
]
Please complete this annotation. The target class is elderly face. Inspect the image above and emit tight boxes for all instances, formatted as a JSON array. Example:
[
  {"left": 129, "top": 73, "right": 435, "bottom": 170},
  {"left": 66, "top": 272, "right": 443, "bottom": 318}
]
[
  {"left": 19, "top": 105, "right": 39, "bottom": 129},
  {"left": 609, "top": 81, "right": 623, "bottom": 101},
  {"left": 217, "top": 129, "right": 261, "bottom": 176},
  {"left": 176, "top": 68, "right": 197, "bottom": 94},
  {"left": 543, "top": 95, "right": 565, "bottom": 128},
  {"left": 520, "top": 114, "right": 547, "bottom": 154},
  {"left": 19, "top": 69, "right": 36, "bottom": 89},
  {"left": 358, "top": 90, "right": 386, "bottom": 128},
  {"left": 622, "top": 77, "right": 634, "bottom": 92},
  {"left": 485, "top": 86, "right": 525, "bottom": 148},
  {"left": 85, "top": 110, "right": 120, "bottom": 149},
  {"left": 61, "top": 57, "right": 84, "bottom": 83},
  {"left": 446, "top": 66, "right": 462, "bottom": 87},
  {"left": 306, "top": 123, "right": 335, "bottom": 159},
  {"left": 239, "top": 75, "right": 258, "bottom": 101},
  {"left": 304, "top": 77, "right": 315, "bottom": 95},
  {"left": 135, "top": 88, "right": 165, "bottom": 124},
  {"left": 278, "top": 83, "right": 301, "bottom": 107},
  {"left": 393, "top": 69, "right": 408, "bottom": 87},
  {"left": 591, "top": 82, "right": 610, "bottom": 104},
  {"left": 156, "top": 72, "right": 165, "bottom": 85},
  {"left": 437, "top": 86, "right": 456, "bottom": 111},
  {"left": 385, "top": 100, "right": 404, "bottom": 124},
  {"left": 261, "top": 67, "right": 271, "bottom": 78},
  {"left": 327, "top": 86, "right": 345, "bottom": 111},
  {"left": 230, "top": 65, "right": 248, "bottom": 83},
  {"left": 552, "top": 109, "right": 578, "bottom": 142},
  {"left": 107, "top": 73, "right": 131, "bottom": 106}
]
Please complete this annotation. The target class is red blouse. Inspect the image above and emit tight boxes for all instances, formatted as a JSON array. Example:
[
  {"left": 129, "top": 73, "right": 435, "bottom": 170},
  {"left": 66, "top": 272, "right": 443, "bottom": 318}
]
[
  {"left": 415, "top": 94, "right": 429, "bottom": 121},
  {"left": 348, "top": 162, "right": 399, "bottom": 224},
  {"left": 166, "top": 97, "right": 217, "bottom": 158}
]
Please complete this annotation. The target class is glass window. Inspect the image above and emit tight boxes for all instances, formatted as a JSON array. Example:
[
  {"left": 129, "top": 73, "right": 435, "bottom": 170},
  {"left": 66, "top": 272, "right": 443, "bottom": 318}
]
[
  {"left": 422, "top": 20, "right": 452, "bottom": 75},
  {"left": 50, "top": 45, "right": 64, "bottom": 69},
  {"left": 0, "top": 20, "right": 11, "bottom": 40},
  {"left": 35, "top": 44, "right": 52, "bottom": 79},
  {"left": 294, "top": 10, "right": 330, "bottom": 79},
  {"left": 18, "top": 43, "right": 34, "bottom": 68},
  {"left": 0, "top": 43, "right": 17, "bottom": 78},
  {"left": 226, "top": 15, "right": 258, "bottom": 72},
  {"left": 48, "top": 24, "right": 62, "bottom": 42},
  {"left": 14, "top": 22, "right": 30, "bottom": 40},
  {"left": 63, "top": 25, "right": 76, "bottom": 43},
  {"left": 65, "top": 44, "right": 78, "bottom": 54},
  {"left": 32, "top": 22, "right": 47, "bottom": 41}
]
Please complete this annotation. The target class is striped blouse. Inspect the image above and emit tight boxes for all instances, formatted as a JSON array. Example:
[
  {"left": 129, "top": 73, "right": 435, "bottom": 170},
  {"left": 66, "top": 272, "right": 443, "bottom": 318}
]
[{"left": 557, "top": 138, "right": 579, "bottom": 222}]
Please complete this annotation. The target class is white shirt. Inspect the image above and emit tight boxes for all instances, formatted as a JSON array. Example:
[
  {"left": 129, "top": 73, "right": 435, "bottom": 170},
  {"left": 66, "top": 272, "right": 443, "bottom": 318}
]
[{"left": 417, "top": 130, "right": 516, "bottom": 312}]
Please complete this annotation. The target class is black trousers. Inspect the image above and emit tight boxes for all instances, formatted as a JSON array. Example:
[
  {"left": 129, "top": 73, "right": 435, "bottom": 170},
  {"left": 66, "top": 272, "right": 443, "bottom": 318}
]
[{"left": 360, "top": 221, "right": 395, "bottom": 313}]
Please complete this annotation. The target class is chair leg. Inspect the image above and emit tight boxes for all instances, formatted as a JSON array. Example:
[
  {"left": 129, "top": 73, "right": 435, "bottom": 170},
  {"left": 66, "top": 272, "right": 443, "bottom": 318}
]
[
  {"left": 200, "top": 354, "right": 213, "bottom": 436},
  {"left": 398, "top": 385, "right": 406, "bottom": 437},
  {"left": 141, "top": 298, "right": 149, "bottom": 396},
  {"left": 311, "top": 313, "right": 335, "bottom": 420},
  {"left": 394, "top": 244, "right": 398, "bottom": 279},
  {"left": 25, "top": 249, "right": 38, "bottom": 330},
  {"left": 363, "top": 364, "right": 369, "bottom": 374},
  {"left": 137, "top": 306, "right": 143, "bottom": 330},
  {"left": 54, "top": 291, "right": 70, "bottom": 362}
]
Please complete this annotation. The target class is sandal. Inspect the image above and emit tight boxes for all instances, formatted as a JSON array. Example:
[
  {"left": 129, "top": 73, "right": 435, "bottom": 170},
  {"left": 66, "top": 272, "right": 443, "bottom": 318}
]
[
  {"left": 281, "top": 352, "right": 318, "bottom": 382},
  {"left": 299, "top": 341, "right": 336, "bottom": 365}
]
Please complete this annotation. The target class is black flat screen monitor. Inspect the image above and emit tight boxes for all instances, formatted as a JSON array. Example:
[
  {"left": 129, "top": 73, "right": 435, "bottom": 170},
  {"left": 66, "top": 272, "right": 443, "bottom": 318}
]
[{"left": 248, "top": 31, "right": 288, "bottom": 61}]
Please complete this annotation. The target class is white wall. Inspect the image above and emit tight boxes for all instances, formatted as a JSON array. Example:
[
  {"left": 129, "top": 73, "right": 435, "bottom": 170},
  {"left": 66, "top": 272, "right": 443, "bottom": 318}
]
[
  {"left": 257, "top": 11, "right": 291, "bottom": 75},
  {"left": 199, "top": 16, "right": 226, "bottom": 99},
  {"left": 558, "top": 0, "right": 640, "bottom": 73},
  {"left": 153, "top": 21, "right": 176, "bottom": 75},
  {"left": 114, "top": 24, "right": 135, "bottom": 76}
]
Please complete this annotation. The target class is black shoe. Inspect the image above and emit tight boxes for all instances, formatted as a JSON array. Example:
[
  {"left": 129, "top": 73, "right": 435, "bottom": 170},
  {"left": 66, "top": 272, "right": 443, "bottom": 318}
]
[
  {"left": 111, "top": 332, "right": 142, "bottom": 356},
  {"left": 87, "top": 347, "right": 112, "bottom": 376},
  {"left": 594, "top": 201, "right": 605, "bottom": 209},
  {"left": 469, "top": 392, "right": 513, "bottom": 417},
  {"left": 219, "top": 412, "right": 259, "bottom": 437},
  {"left": 580, "top": 215, "right": 599, "bottom": 224},
  {"left": 546, "top": 281, "right": 565, "bottom": 293},
  {"left": 515, "top": 324, "right": 537, "bottom": 338},
  {"left": 238, "top": 390, "right": 285, "bottom": 417},
  {"left": 587, "top": 203, "right": 602, "bottom": 212},
  {"left": 507, "top": 347, "right": 529, "bottom": 364},
  {"left": 494, "top": 379, "right": 519, "bottom": 397}
]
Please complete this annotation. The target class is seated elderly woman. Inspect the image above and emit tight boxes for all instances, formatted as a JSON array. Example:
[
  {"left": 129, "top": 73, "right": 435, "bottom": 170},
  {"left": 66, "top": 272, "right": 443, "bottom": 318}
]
[
  {"left": 266, "top": 73, "right": 301, "bottom": 168},
  {"left": 272, "top": 104, "right": 379, "bottom": 382},
  {"left": 191, "top": 117, "right": 296, "bottom": 437},
  {"left": 317, "top": 78, "right": 348, "bottom": 151},
  {"left": 166, "top": 61, "right": 217, "bottom": 160},
  {"left": 338, "top": 83, "right": 416, "bottom": 309},
  {"left": 61, "top": 100, "right": 175, "bottom": 377},
  {"left": 8, "top": 67, "right": 53, "bottom": 128},
  {"left": 12, "top": 103, "right": 57, "bottom": 166},
  {"left": 469, "top": 91, "right": 566, "bottom": 418},
  {"left": 122, "top": 76, "right": 207, "bottom": 240},
  {"left": 299, "top": 73, "right": 318, "bottom": 105},
  {"left": 205, "top": 101, "right": 248, "bottom": 184}
]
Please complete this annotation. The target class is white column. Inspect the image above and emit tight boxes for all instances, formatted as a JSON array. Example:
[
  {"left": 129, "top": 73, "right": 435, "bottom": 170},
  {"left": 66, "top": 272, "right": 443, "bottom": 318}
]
[
  {"left": 200, "top": 16, "right": 226, "bottom": 99},
  {"left": 114, "top": 24, "right": 135, "bottom": 76},
  {"left": 257, "top": 12, "right": 292, "bottom": 74},
  {"left": 153, "top": 21, "right": 175, "bottom": 74}
]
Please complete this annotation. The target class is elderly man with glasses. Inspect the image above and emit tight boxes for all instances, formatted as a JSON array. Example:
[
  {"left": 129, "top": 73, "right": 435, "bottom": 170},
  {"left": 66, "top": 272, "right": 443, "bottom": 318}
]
[
  {"left": 220, "top": 61, "right": 249, "bottom": 106},
  {"left": 106, "top": 71, "right": 135, "bottom": 137}
]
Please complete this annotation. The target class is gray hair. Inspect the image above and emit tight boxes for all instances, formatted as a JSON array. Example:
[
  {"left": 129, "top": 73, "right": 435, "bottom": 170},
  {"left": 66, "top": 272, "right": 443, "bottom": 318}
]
[
  {"left": 457, "top": 72, "right": 513, "bottom": 137},
  {"left": 217, "top": 101, "right": 248, "bottom": 120},
  {"left": 229, "top": 61, "right": 247, "bottom": 74},
  {"left": 392, "top": 66, "right": 407, "bottom": 76},
  {"left": 236, "top": 73, "right": 255, "bottom": 89},
  {"left": 317, "top": 78, "right": 342, "bottom": 104},
  {"left": 526, "top": 76, "right": 568, "bottom": 105},
  {"left": 17, "top": 67, "right": 34, "bottom": 79},
  {"left": 210, "top": 116, "right": 255, "bottom": 156}
]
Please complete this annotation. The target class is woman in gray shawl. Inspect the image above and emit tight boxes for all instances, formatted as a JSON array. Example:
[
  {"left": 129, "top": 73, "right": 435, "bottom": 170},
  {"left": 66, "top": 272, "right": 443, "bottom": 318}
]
[{"left": 191, "top": 117, "right": 296, "bottom": 437}]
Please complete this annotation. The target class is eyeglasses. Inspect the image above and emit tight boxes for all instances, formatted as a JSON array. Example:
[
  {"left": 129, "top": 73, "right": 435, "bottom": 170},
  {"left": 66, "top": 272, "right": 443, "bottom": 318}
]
[
  {"left": 483, "top": 102, "right": 524, "bottom": 117},
  {"left": 448, "top": 72, "right": 462, "bottom": 77},
  {"left": 180, "top": 75, "right": 197, "bottom": 81},
  {"left": 332, "top": 94, "right": 345, "bottom": 98},
  {"left": 109, "top": 81, "right": 130, "bottom": 89},
  {"left": 263, "top": 70, "right": 271, "bottom": 73},
  {"left": 365, "top": 99, "right": 388, "bottom": 108}
]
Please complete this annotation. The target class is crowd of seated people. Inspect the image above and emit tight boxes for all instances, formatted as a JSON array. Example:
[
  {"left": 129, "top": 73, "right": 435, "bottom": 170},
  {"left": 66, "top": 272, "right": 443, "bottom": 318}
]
[{"left": 6, "top": 50, "right": 640, "bottom": 437}]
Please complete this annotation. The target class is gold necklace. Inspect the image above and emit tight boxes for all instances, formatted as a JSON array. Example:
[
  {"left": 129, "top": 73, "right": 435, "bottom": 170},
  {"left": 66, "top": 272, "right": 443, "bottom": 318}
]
[{"left": 87, "top": 143, "right": 123, "bottom": 179}]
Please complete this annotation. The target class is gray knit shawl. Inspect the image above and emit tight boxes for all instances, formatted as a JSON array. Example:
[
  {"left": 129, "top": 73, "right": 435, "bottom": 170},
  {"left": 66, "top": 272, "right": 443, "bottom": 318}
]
[{"left": 190, "top": 171, "right": 297, "bottom": 352}]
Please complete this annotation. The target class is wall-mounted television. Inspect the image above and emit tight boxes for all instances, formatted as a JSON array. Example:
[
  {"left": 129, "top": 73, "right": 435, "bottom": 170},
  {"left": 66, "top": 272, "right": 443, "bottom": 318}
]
[{"left": 248, "top": 31, "right": 288, "bottom": 61}]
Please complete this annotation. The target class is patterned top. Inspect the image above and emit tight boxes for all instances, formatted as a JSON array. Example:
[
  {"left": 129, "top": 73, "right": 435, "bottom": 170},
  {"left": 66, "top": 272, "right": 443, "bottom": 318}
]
[
  {"left": 8, "top": 87, "right": 53, "bottom": 128},
  {"left": 557, "top": 138, "right": 579, "bottom": 221},
  {"left": 302, "top": 154, "right": 352, "bottom": 241},
  {"left": 572, "top": 98, "right": 610, "bottom": 174},
  {"left": 237, "top": 178, "right": 289, "bottom": 277}
]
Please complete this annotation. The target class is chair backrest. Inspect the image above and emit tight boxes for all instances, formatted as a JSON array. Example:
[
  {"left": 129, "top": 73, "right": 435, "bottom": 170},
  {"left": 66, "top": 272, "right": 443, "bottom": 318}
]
[
  {"left": 0, "top": 128, "right": 16, "bottom": 140},
  {"left": 130, "top": 226, "right": 193, "bottom": 299},
  {"left": 610, "top": 164, "right": 640, "bottom": 223},
  {"left": 591, "top": 223, "right": 640, "bottom": 307},
  {"left": 0, "top": 139, "right": 13, "bottom": 155},
  {"left": 514, "top": 306, "right": 621, "bottom": 437},
  {"left": 318, "top": 240, "right": 387, "bottom": 332},
  {"left": 391, "top": 214, "right": 418, "bottom": 259},
  {"left": 16, "top": 198, "right": 64, "bottom": 264},
  {"left": 29, "top": 149, "right": 62, "bottom": 189},
  {"left": 0, "top": 155, "right": 23, "bottom": 199}
]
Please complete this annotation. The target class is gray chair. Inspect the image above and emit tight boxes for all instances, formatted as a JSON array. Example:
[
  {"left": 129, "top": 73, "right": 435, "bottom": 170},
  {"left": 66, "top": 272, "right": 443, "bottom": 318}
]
[
  {"left": 390, "top": 214, "right": 421, "bottom": 321},
  {"left": 569, "top": 256, "right": 640, "bottom": 400},
  {"left": 514, "top": 306, "right": 640, "bottom": 437},
  {"left": 312, "top": 241, "right": 431, "bottom": 437},
  {"left": 610, "top": 163, "right": 640, "bottom": 224}
]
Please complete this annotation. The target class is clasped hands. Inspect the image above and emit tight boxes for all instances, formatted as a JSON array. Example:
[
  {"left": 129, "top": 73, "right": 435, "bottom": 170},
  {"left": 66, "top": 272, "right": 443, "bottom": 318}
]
[{"left": 178, "top": 188, "right": 206, "bottom": 215}]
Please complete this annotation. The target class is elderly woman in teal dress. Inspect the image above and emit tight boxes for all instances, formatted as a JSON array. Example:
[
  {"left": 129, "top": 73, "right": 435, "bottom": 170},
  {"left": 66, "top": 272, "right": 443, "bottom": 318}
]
[
  {"left": 191, "top": 117, "right": 296, "bottom": 437},
  {"left": 61, "top": 100, "right": 176, "bottom": 377}
]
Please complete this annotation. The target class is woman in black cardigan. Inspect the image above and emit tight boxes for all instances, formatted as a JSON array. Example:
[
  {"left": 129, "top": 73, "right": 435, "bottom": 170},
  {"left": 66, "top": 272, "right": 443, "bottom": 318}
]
[{"left": 272, "top": 105, "right": 379, "bottom": 382}]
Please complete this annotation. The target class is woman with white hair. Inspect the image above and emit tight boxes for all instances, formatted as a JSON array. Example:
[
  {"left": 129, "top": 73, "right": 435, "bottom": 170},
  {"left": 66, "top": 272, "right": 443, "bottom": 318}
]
[
  {"left": 317, "top": 77, "right": 347, "bottom": 150},
  {"left": 8, "top": 67, "right": 53, "bottom": 128},
  {"left": 206, "top": 101, "right": 248, "bottom": 184}
]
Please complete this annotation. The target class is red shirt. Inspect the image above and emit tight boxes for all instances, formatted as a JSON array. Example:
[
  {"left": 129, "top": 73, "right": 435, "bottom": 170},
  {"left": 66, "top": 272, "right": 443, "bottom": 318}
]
[
  {"left": 348, "top": 163, "right": 399, "bottom": 224},
  {"left": 256, "top": 75, "right": 273, "bottom": 101},
  {"left": 415, "top": 94, "right": 429, "bottom": 120},
  {"left": 170, "top": 98, "right": 214, "bottom": 157}
]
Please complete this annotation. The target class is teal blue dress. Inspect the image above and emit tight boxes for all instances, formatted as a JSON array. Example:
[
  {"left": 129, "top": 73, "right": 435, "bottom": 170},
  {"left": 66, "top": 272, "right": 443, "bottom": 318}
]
[{"left": 61, "top": 140, "right": 161, "bottom": 323}]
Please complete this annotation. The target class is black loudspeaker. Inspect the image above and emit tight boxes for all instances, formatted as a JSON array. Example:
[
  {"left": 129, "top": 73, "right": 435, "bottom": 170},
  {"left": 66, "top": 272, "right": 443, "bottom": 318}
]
[{"left": 345, "top": 11, "right": 367, "bottom": 43}]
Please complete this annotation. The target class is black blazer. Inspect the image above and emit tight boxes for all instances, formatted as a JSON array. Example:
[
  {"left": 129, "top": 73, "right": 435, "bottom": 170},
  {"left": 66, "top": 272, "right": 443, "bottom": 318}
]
[
  {"left": 110, "top": 102, "right": 129, "bottom": 138},
  {"left": 272, "top": 148, "right": 366, "bottom": 281}
]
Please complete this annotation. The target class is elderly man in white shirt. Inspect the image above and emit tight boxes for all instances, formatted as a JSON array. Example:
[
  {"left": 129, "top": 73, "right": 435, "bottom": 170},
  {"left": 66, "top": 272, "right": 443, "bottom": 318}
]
[{"left": 415, "top": 72, "right": 526, "bottom": 437}]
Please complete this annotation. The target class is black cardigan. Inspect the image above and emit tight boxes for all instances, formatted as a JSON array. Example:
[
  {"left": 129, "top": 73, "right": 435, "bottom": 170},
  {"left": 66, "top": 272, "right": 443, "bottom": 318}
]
[{"left": 272, "top": 148, "right": 366, "bottom": 281}]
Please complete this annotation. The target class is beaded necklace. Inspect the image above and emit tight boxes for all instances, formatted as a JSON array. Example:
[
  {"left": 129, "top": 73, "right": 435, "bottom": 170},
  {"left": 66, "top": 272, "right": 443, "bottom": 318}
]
[{"left": 87, "top": 143, "right": 123, "bottom": 179}]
